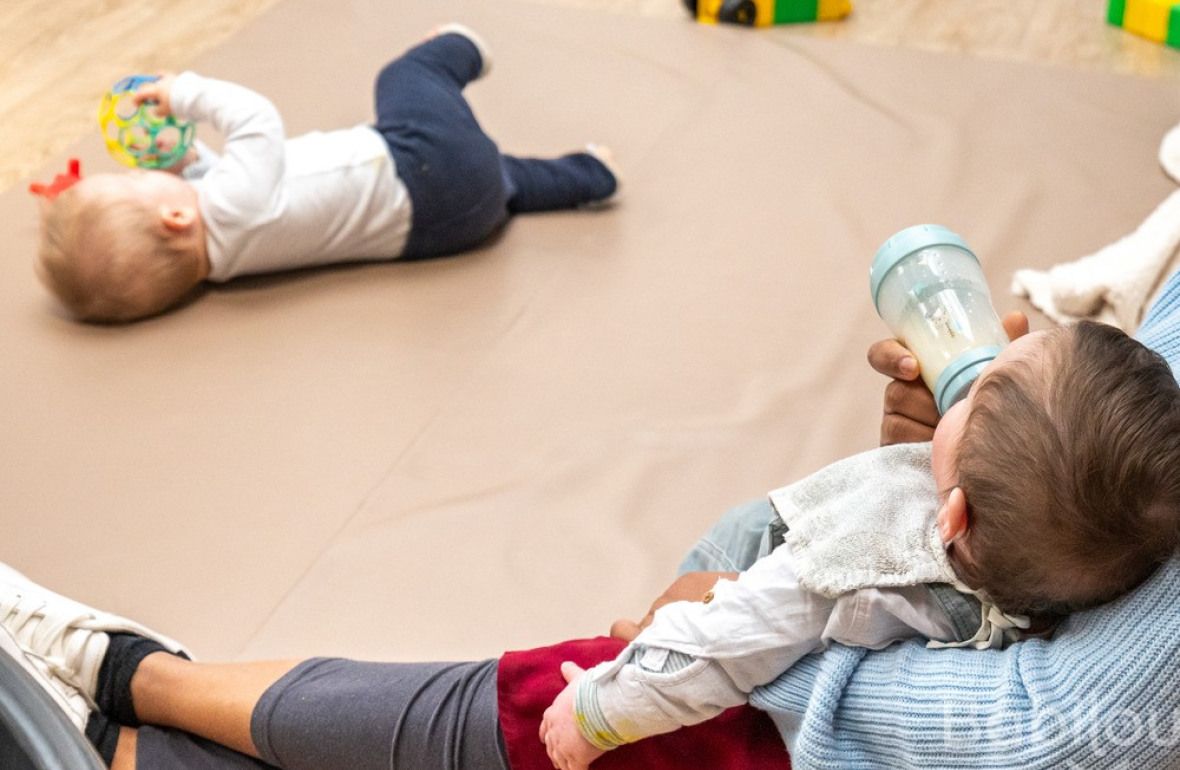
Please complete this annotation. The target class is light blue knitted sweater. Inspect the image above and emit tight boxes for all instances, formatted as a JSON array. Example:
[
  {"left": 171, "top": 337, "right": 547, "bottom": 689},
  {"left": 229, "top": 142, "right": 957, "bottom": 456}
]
[{"left": 750, "top": 270, "right": 1180, "bottom": 769}]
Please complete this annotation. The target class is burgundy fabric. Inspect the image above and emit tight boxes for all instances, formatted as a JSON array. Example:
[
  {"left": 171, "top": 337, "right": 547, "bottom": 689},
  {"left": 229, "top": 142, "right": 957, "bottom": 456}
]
[{"left": 497, "top": 636, "right": 791, "bottom": 770}]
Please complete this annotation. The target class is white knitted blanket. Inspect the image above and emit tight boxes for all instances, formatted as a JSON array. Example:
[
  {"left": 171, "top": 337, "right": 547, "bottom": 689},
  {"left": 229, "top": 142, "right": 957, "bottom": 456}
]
[{"left": 1011, "top": 123, "right": 1180, "bottom": 331}]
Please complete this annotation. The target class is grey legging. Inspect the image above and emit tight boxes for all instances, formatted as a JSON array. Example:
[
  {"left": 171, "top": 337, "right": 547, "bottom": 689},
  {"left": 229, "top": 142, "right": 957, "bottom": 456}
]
[{"left": 134, "top": 658, "right": 509, "bottom": 770}]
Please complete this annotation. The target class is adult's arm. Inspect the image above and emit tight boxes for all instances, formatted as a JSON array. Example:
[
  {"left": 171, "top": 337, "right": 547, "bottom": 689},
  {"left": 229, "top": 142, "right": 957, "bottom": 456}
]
[
  {"left": 758, "top": 271, "right": 1180, "bottom": 768},
  {"left": 609, "top": 572, "right": 735, "bottom": 641},
  {"left": 750, "top": 556, "right": 1180, "bottom": 768}
]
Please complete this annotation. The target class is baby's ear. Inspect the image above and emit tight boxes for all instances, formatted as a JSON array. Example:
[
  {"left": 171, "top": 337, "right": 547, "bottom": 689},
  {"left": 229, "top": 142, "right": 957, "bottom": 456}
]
[
  {"left": 159, "top": 204, "right": 197, "bottom": 232},
  {"left": 938, "top": 487, "right": 970, "bottom": 545}
]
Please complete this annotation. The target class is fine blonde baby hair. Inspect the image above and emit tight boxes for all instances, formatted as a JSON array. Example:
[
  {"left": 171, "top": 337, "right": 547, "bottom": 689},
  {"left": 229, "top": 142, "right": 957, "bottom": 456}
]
[{"left": 36, "top": 184, "right": 200, "bottom": 323}]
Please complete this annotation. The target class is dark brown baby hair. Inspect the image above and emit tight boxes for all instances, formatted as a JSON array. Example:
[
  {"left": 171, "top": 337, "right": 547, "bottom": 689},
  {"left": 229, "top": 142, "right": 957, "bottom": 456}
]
[{"left": 950, "top": 320, "right": 1180, "bottom": 617}]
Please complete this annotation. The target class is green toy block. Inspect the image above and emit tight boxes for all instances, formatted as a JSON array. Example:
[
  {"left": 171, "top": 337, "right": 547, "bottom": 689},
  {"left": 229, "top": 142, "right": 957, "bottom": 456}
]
[
  {"left": 1109, "top": 0, "right": 1180, "bottom": 48},
  {"left": 775, "top": 0, "right": 819, "bottom": 23},
  {"left": 1109, "top": 0, "right": 1127, "bottom": 26}
]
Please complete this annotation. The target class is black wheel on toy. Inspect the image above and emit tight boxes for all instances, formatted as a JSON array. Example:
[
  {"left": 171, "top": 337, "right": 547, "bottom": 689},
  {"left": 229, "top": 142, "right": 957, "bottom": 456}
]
[{"left": 719, "top": 0, "right": 757, "bottom": 25}]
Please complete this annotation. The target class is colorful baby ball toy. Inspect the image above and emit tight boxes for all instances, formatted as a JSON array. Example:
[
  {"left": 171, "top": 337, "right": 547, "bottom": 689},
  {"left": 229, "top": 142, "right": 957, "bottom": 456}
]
[{"left": 98, "top": 75, "right": 194, "bottom": 169}]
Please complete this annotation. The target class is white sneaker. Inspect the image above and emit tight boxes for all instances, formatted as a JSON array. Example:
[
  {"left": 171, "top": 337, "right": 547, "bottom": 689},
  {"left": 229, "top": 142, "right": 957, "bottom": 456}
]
[
  {"left": 0, "top": 562, "right": 189, "bottom": 730},
  {"left": 0, "top": 623, "right": 91, "bottom": 731},
  {"left": 431, "top": 23, "right": 493, "bottom": 78}
]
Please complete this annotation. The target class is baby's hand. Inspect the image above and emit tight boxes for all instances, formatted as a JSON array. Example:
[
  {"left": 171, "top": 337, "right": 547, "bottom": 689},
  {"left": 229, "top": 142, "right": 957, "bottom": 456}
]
[
  {"left": 133, "top": 73, "right": 178, "bottom": 117},
  {"left": 159, "top": 144, "right": 199, "bottom": 175},
  {"left": 539, "top": 662, "right": 607, "bottom": 770}
]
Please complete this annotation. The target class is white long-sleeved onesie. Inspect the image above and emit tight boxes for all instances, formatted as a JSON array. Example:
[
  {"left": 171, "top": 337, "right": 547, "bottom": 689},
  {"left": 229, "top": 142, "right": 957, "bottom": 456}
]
[
  {"left": 575, "top": 443, "right": 1002, "bottom": 750},
  {"left": 170, "top": 72, "right": 412, "bottom": 281},
  {"left": 575, "top": 540, "right": 960, "bottom": 749}
]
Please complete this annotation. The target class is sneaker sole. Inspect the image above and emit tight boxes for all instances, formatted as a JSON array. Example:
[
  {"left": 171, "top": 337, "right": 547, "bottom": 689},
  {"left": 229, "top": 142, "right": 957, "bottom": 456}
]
[{"left": 0, "top": 624, "right": 90, "bottom": 731}]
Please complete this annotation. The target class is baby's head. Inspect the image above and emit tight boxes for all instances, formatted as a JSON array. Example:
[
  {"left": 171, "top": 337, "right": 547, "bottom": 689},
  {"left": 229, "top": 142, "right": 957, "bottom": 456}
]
[
  {"left": 933, "top": 320, "right": 1180, "bottom": 617},
  {"left": 36, "top": 171, "right": 208, "bottom": 322}
]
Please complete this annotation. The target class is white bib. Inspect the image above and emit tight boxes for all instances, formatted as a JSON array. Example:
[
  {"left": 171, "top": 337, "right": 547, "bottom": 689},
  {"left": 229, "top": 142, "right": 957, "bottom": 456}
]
[{"left": 768, "top": 443, "right": 1027, "bottom": 649}]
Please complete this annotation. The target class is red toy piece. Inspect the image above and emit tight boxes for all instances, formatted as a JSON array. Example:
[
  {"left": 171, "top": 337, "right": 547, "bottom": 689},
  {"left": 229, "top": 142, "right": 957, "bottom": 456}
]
[{"left": 28, "top": 159, "right": 83, "bottom": 200}]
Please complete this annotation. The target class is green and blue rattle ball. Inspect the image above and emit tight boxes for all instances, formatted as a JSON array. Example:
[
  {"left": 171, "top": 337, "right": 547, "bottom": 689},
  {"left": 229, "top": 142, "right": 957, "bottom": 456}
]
[{"left": 98, "top": 75, "right": 194, "bottom": 169}]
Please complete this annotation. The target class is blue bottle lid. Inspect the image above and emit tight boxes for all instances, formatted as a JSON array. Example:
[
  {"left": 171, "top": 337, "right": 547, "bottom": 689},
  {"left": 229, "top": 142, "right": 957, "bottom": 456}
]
[
  {"left": 934, "top": 345, "right": 1004, "bottom": 414},
  {"left": 870, "top": 224, "right": 977, "bottom": 311}
]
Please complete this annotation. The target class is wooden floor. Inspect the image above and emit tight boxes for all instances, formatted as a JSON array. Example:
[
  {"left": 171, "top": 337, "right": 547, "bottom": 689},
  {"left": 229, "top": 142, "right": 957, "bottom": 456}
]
[{"left": 3, "top": 0, "right": 1179, "bottom": 194}]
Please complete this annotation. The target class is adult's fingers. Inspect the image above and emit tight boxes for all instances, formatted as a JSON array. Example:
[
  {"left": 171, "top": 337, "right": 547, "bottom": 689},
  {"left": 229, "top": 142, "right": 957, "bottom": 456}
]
[
  {"left": 881, "top": 413, "right": 937, "bottom": 446},
  {"left": 883, "top": 379, "right": 939, "bottom": 425},
  {"left": 1003, "top": 311, "right": 1030, "bottom": 341},
  {"left": 870, "top": 312, "right": 1028, "bottom": 382},
  {"left": 867, "top": 338, "right": 920, "bottom": 381}
]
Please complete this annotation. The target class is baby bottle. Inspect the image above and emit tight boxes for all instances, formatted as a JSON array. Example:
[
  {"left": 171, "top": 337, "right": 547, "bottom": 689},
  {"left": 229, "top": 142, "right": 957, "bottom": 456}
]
[{"left": 870, "top": 225, "right": 1009, "bottom": 414}]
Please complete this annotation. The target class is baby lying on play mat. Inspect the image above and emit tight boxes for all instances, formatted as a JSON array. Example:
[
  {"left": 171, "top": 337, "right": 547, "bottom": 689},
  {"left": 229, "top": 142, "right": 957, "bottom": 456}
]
[{"left": 35, "top": 25, "right": 617, "bottom": 323}]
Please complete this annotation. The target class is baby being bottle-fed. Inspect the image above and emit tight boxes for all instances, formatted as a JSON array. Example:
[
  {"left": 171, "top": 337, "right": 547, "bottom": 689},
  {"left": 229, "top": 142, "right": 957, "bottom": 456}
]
[{"left": 871, "top": 225, "right": 1009, "bottom": 414}]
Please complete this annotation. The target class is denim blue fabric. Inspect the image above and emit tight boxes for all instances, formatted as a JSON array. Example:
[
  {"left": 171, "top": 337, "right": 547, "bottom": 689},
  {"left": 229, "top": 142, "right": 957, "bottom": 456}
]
[{"left": 677, "top": 498, "right": 779, "bottom": 574}]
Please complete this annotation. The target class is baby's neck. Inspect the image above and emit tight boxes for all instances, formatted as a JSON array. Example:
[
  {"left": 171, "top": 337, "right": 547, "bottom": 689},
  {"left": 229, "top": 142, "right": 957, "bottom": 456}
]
[
  {"left": 192, "top": 224, "right": 211, "bottom": 282},
  {"left": 180, "top": 183, "right": 211, "bottom": 281}
]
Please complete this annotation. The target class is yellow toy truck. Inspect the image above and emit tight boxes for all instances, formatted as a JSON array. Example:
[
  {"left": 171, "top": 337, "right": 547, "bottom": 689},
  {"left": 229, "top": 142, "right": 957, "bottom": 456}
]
[{"left": 684, "top": 0, "right": 852, "bottom": 26}]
